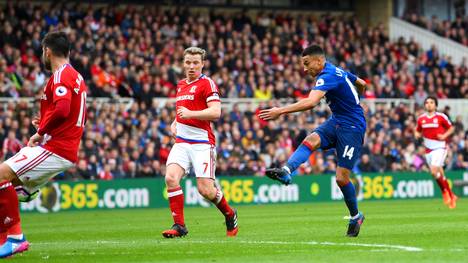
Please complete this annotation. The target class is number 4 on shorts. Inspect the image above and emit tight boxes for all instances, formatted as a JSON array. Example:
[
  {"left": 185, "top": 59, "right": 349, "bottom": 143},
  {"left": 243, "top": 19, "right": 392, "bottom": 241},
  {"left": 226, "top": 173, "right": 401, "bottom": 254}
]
[{"left": 342, "top": 145, "right": 354, "bottom": 160}]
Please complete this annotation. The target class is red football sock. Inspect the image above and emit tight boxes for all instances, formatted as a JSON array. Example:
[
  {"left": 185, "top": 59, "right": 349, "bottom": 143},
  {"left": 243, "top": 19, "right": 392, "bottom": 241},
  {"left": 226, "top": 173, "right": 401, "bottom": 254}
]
[
  {"left": 7, "top": 222, "right": 22, "bottom": 236},
  {"left": 0, "top": 182, "right": 21, "bottom": 238},
  {"left": 436, "top": 176, "right": 451, "bottom": 194},
  {"left": 167, "top": 187, "right": 185, "bottom": 226},
  {"left": 0, "top": 232, "right": 6, "bottom": 244},
  {"left": 211, "top": 189, "right": 234, "bottom": 217}
]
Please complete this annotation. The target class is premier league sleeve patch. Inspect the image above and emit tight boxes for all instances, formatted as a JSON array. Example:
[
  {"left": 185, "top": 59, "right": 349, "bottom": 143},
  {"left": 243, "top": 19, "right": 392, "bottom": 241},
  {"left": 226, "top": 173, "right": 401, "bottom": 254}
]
[
  {"left": 55, "top": 86, "right": 68, "bottom": 96},
  {"left": 315, "top": 79, "right": 324, "bottom": 87}
]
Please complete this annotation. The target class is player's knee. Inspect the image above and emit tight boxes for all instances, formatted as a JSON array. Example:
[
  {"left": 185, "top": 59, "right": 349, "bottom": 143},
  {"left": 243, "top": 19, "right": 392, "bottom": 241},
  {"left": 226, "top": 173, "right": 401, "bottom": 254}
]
[
  {"left": 165, "top": 176, "right": 178, "bottom": 188},
  {"left": 0, "top": 164, "right": 16, "bottom": 183},
  {"left": 430, "top": 167, "right": 441, "bottom": 178},
  {"left": 335, "top": 176, "right": 349, "bottom": 187},
  {"left": 165, "top": 164, "right": 184, "bottom": 187},
  {"left": 335, "top": 169, "right": 351, "bottom": 187},
  {"left": 165, "top": 171, "right": 180, "bottom": 187},
  {"left": 303, "top": 133, "right": 320, "bottom": 149}
]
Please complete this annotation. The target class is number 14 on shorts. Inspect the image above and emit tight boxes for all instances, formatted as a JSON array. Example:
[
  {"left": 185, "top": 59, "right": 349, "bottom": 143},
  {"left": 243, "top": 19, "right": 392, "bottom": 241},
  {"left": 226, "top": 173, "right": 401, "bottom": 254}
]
[{"left": 342, "top": 145, "right": 354, "bottom": 160}]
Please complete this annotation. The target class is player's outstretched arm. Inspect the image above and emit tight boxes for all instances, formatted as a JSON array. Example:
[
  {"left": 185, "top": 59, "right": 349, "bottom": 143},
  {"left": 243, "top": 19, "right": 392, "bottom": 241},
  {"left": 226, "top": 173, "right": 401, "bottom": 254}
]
[
  {"left": 177, "top": 101, "right": 221, "bottom": 121},
  {"left": 259, "top": 90, "right": 325, "bottom": 120},
  {"left": 354, "top": 78, "right": 367, "bottom": 95}
]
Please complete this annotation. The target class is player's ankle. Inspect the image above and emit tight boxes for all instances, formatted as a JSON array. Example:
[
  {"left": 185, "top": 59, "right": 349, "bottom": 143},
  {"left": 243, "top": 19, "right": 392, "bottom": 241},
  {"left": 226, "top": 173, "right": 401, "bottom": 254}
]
[
  {"left": 7, "top": 234, "right": 23, "bottom": 240},
  {"left": 282, "top": 166, "right": 291, "bottom": 174}
]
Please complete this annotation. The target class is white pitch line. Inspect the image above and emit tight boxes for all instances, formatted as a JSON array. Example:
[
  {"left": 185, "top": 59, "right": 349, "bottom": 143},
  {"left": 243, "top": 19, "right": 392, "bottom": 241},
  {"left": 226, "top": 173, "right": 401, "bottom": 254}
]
[
  {"left": 159, "top": 240, "right": 423, "bottom": 252},
  {"left": 35, "top": 240, "right": 423, "bottom": 252}
]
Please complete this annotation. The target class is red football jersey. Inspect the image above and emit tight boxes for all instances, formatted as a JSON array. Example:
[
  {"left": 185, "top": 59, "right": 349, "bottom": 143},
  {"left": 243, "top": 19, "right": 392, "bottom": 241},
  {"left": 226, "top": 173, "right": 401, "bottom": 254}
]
[
  {"left": 175, "top": 74, "right": 220, "bottom": 145},
  {"left": 416, "top": 112, "right": 452, "bottom": 152},
  {"left": 39, "top": 64, "right": 87, "bottom": 162}
]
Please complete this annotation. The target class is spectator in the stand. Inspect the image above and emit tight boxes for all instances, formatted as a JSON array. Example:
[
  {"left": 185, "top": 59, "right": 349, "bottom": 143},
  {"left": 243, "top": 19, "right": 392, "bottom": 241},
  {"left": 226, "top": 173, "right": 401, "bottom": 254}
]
[
  {"left": 2, "top": 130, "right": 22, "bottom": 160},
  {"left": 98, "top": 164, "right": 113, "bottom": 180},
  {"left": 358, "top": 154, "right": 378, "bottom": 173},
  {"left": 403, "top": 13, "right": 467, "bottom": 47},
  {"left": 0, "top": 2, "right": 466, "bottom": 179},
  {"left": 1, "top": 99, "right": 467, "bottom": 178},
  {"left": 0, "top": 2, "right": 466, "bottom": 101}
]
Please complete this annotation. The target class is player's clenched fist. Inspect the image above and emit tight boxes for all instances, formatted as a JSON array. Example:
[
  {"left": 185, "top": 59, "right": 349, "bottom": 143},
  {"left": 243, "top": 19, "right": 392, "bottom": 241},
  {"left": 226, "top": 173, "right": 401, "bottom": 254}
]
[
  {"left": 177, "top": 106, "right": 193, "bottom": 119},
  {"left": 27, "top": 133, "right": 43, "bottom": 147}
]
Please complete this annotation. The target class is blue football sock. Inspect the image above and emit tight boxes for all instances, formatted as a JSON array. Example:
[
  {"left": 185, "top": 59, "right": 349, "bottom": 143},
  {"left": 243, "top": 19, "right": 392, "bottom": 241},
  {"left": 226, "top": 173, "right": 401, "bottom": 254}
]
[
  {"left": 339, "top": 182, "right": 359, "bottom": 217},
  {"left": 285, "top": 144, "right": 314, "bottom": 175}
]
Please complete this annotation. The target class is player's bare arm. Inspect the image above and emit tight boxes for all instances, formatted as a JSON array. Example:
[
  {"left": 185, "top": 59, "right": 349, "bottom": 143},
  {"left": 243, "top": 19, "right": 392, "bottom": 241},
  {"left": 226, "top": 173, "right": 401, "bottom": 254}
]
[
  {"left": 354, "top": 78, "right": 367, "bottom": 94},
  {"left": 32, "top": 116, "right": 40, "bottom": 129},
  {"left": 259, "top": 90, "right": 325, "bottom": 120},
  {"left": 170, "top": 120, "right": 177, "bottom": 137},
  {"left": 177, "top": 101, "right": 221, "bottom": 121},
  {"left": 437, "top": 126, "right": 454, "bottom": 140}
]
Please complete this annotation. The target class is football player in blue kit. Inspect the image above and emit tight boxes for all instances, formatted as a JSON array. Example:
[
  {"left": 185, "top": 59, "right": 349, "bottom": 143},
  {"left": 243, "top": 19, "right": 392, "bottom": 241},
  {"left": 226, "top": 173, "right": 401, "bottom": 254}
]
[{"left": 259, "top": 45, "right": 367, "bottom": 237}]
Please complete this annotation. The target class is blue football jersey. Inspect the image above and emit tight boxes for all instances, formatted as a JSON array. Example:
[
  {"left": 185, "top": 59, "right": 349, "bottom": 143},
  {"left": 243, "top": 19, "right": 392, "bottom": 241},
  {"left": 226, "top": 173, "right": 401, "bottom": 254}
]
[{"left": 313, "top": 62, "right": 366, "bottom": 132}]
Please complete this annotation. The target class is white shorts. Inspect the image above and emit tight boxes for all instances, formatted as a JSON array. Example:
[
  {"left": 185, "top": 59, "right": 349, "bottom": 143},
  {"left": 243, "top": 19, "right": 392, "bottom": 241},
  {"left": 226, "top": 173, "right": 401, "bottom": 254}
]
[
  {"left": 425, "top": 148, "right": 447, "bottom": 167},
  {"left": 166, "top": 143, "right": 216, "bottom": 179},
  {"left": 5, "top": 146, "right": 74, "bottom": 193}
]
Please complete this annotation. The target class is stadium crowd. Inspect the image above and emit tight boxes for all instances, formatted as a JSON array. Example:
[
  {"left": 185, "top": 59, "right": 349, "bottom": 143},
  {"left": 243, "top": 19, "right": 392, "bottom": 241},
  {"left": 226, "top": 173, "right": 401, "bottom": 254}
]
[
  {"left": 0, "top": 2, "right": 467, "bottom": 103},
  {"left": 403, "top": 13, "right": 468, "bottom": 47},
  {"left": 0, "top": 2, "right": 467, "bottom": 179},
  {"left": 0, "top": 99, "right": 467, "bottom": 179}
]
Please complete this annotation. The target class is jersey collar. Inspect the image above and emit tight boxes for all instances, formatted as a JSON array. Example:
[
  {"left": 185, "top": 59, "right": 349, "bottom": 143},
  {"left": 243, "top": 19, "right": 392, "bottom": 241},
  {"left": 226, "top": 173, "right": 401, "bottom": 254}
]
[{"left": 185, "top": 74, "right": 204, "bottom": 84}]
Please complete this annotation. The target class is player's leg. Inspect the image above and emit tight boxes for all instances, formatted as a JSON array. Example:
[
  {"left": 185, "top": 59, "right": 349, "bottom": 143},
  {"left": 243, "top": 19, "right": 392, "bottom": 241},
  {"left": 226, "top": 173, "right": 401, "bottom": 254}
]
[
  {"left": 0, "top": 164, "right": 29, "bottom": 258},
  {"left": 266, "top": 118, "right": 337, "bottom": 184},
  {"left": 427, "top": 149, "right": 456, "bottom": 208},
  {"left": 0, "top": 168, "right": 20, "bottom": 250},
  {"left": 1, "top": 147, "right": 74, "bottom": 257},
  {"left": 438, "top": 167, "right": 458, "bottom": 208},
  {"left": 193, "top": 145, "right": 238, "bottom": 236},
  {"left": 336, "top": 128, "right": 365, "bottom": 237},
  {"left": 163, "top": 143, "right": 190, "bottom": 238}
]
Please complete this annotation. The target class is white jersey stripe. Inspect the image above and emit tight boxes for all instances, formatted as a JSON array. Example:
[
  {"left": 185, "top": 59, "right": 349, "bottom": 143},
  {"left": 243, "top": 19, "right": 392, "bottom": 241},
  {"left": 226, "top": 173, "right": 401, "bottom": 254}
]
[
  {"left": 345, "top": 76, "right": 360, "bottom": 104},
  {"left": 435, "top": 112, "right": 451, "bottom": 125},
  {"left": 54, "top": 64, "right": 67, "bottom": 84},
  {"left": 202, "top": 75, "right": 218, "bottom": 93},
  {"left": 206, "top": 94, "right": 220, "bottom": 102}
]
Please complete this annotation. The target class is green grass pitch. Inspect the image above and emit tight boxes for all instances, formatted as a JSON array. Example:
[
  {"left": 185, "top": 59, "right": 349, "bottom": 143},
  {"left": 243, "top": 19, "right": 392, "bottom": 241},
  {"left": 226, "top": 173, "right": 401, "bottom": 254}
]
[{"left": 11, "top": 198, "right": 468, "bottom": 262}]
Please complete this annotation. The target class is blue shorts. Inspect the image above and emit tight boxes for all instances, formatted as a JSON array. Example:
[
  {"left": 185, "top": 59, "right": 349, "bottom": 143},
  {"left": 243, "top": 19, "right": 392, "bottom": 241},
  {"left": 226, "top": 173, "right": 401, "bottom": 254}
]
[{"left": 314, "top": 118, "right": 364, "bottom": 170}]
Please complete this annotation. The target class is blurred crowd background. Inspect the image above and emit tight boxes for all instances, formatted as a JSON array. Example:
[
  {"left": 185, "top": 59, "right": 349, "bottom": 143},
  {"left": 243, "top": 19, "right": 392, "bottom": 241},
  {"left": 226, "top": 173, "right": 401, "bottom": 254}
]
[
  {"left": 402, "top": 13, "right": 467, "bottom": 47},
  {"left": 0, "top": 2, "right": 467, "bottom": 180}
]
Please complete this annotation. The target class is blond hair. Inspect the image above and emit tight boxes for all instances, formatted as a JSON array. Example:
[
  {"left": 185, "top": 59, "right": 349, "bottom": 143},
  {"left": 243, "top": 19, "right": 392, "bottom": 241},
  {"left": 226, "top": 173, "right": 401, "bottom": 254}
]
[{"left": 183, "top": 47, "right": 206, "bottom": 60}]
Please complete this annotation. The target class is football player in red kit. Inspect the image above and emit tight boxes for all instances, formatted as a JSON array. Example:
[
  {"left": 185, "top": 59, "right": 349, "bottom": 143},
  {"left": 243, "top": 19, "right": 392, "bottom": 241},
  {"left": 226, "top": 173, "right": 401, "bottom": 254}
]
[
  {"left": 0, "top": 31, "right": 87, "bottom": 258},
  {"left": 415, "top": 96, "right": 456, "bottom": 209},
  {"left": 162, "top": 47, "right": 238, "bottom": 238}
]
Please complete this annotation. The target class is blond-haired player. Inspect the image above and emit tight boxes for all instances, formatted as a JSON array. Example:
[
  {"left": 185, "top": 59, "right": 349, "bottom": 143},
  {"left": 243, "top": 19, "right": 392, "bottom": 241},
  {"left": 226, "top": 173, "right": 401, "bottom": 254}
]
[{"left": 162, "top": 47, "right": 238, "bottom": 238}]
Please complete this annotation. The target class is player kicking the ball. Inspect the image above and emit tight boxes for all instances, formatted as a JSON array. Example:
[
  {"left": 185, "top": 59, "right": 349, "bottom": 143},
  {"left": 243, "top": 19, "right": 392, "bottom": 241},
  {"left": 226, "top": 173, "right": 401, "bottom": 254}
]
[
  {"left": 259, "top": 45, "right": 366, "bottom": 237},
  {"left": 162, "top": 47, "right": 238, "bottom": 238},
  {"left": 415, "top": 96, "right": 457, "bottom": 209},
  {"left": 0, "top": 31, "right": 87, "bottom": 258}
]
